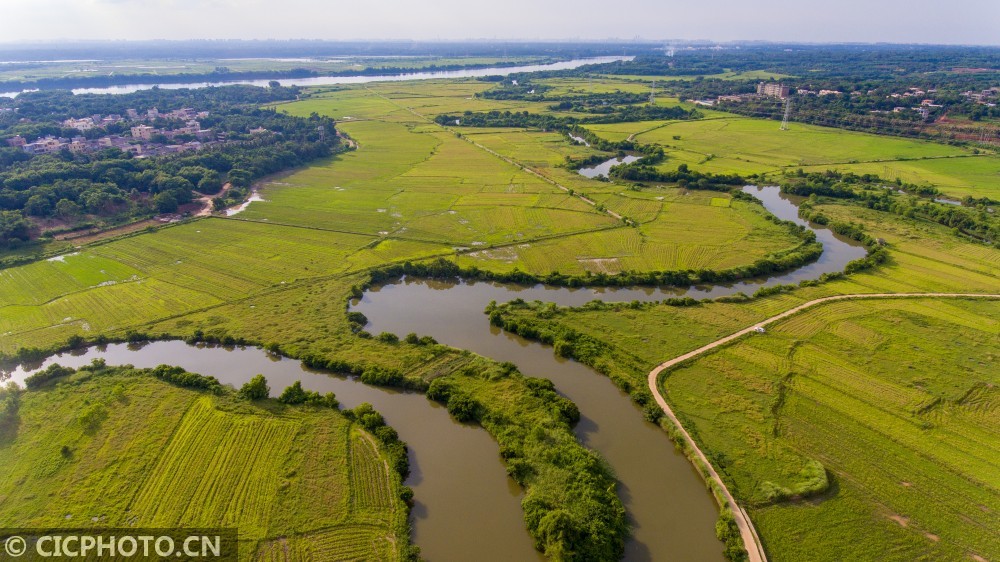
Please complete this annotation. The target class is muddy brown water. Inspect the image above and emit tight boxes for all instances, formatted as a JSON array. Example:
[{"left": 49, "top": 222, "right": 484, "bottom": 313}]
[
  {"left": 347, "top": 185, "right": 867, "bottom": 560},
  {"left": 354, "top": 280, "right": 727, "bottom": 561},
  {"left": 6, "top": 343, "right": 543, "bottom": 562},
  {"left": 5, "top": 186, "right": 866, "bottom": 561}
]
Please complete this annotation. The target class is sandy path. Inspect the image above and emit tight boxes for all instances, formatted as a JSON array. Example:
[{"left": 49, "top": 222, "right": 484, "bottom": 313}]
[{"left": 647, "top": 292, "right": 1000, "bottom": 562}]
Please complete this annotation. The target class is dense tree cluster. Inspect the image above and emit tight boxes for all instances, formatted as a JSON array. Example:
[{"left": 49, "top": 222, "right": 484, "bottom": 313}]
[
  {"left": 23, "top": 363, "right": 75, "bottom": 388},
  {"left": 150, "top": 364, "right": 225, "bottom": 393},
  {"left": 537, "top": 46, "right": 1000, "bottom": 140},
  {"left": 785, "top": 170, "right": 999, "bottom": 244},
  {"left": 609, "top": 160, "right": 744, "bottom": 190},
  {"left": 425, "top": 359, "right": 628, "bottom": 560},
  {"left": 0, "top": 382, "right": 19, "bottom": 439},
  {"left": 435, "top": 104, "right": 697, "bottom": 131},
  {"left": 277, "top": 380, "right": 339, "bottom": 408},
  {"left": 238, "top": 374, "right": 270, "bottom": 400},
  {"left": 0, "top": 86, "right": 340, "bottom": 246},
  {"left": 343, "top": 402, "right": 410, "bottom": 478},
  {"left": 579, "top": 46, "right": 1000, "bottom": 83},
  {"left": 476, "top": 79, "right": 553, "bottom": 100}
]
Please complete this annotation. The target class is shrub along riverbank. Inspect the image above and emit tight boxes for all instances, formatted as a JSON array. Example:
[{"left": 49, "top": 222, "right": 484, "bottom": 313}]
[
  {"left": 780, "top": 170, "right": 999, "bottom": 245},
  {"left": 1, "top": 276, "right": 631, "bottom": 562}
]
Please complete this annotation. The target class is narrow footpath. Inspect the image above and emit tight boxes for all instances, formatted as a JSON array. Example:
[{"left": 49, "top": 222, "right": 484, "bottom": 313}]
[{"left": 647, "top": 292, "right": 1000, "bottom": 562}]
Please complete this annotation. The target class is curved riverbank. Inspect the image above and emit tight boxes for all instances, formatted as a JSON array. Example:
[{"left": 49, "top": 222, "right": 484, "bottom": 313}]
[{"left": 5, "top": 342, "right": 544, "bottom": 561}]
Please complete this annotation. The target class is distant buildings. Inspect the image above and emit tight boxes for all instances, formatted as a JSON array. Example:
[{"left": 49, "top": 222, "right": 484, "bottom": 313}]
[
  {"left": 62, "top": 114, "right": 124, "bottom": 131},
  {"left": 63, "top": 117, "right": 95, "bottom": 131},
  {"left": 757, "top": 82, "right": 790, "bottom": 99},
  {"left": 961, "top": 88, "right": 998, "bottom": 105},
  {"left": 21, "top": 136, "right": 67, "bottom": 155},
  {"left": 717, "top": 94, "right": 754, "bottom": 103},
  {"left": 717, "top": 83, "right": 790, "bottom": 105},
  {"left": 6, "top": 105, "right": 216, "bottom": 157}
]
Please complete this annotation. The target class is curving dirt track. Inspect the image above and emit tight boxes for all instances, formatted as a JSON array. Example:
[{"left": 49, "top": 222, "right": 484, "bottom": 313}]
[{"left": 648, "top": 292, "right": 1000, "bottom": 562}]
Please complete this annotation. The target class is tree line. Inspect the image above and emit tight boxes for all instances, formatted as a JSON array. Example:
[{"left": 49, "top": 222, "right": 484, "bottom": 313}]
[{"left": 782, "top": 170, "right": 998, "bottom": 245}]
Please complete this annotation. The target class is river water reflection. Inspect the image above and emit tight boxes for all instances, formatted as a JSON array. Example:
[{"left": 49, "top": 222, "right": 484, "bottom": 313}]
[
  {"left": 4, "top": 185, "right": 866, "bottom": 560},
  {"left": 5, "top": 343, "right": 543, "bottom": 562}
]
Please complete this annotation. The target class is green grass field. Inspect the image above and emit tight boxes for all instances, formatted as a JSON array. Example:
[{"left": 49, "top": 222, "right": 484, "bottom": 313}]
[
  {"left": 797, "top": 155, "right": 1000, "bottom": 199},
  {"left": 0, "top": 366, "right": 407, "bottom": 560},
  {"left": 3, "top": 71, "right": 1000, "bottom": 562},
  {"left": 577, "top": 102, "right": 995, "bottom": 199},
  {"left": 491, "top": 202, "right": 999, "bottom": 561},
  {"left": 667, "top": 298, "right": 999, "bottom": 562},
  {"left": 631, "top": 115, "right": 973, "bottom": 167}
]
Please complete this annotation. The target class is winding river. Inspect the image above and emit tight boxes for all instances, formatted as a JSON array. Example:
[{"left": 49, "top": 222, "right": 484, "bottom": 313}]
[
  {"left": 5, "top": 185, "right": 866, "bottom": 560},
  {"left": 6, "top": 342, "right": 544, "bottom": 562}
]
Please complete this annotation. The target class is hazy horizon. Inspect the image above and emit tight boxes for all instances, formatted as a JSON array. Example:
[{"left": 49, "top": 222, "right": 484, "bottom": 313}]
[{"left": 1, "top": 0, "right": 998, "bottom": 47}]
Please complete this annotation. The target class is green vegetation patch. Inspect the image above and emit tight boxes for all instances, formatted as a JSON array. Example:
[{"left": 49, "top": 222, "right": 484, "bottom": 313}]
[
  {"left": 669, "top": 298, "right": 999, "bottom": 562},
  {"left": 0, "top": 365, "right": 411, "bottom": 560}
]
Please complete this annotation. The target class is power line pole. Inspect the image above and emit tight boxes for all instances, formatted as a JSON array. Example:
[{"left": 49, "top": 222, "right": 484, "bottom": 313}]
[{"left": 780, "top": 97, "right": 793, "bottom": 131}]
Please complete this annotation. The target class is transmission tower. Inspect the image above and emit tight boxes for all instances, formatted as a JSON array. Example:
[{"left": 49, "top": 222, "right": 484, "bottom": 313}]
[
  {"left": 780, "top": 97, "right": 793, "bottom": 131},
  {"left": 649, "top": 81, "right": 657, "bottom": 104}
]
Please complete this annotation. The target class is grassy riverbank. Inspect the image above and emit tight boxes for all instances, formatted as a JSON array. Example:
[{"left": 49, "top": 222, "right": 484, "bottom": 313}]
[{"left": 487, "top": 200, "right": 999, "bottom": 561}]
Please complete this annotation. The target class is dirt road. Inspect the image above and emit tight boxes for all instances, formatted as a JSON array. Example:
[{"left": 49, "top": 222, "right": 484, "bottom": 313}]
[{"left": 647, "top": 292, "right": 1000, "bottom": 562}]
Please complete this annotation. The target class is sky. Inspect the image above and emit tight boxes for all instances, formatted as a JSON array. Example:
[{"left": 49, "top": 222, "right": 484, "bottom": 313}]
[{"left": 1, "top": 0, "right": 998, "bottom": 45}]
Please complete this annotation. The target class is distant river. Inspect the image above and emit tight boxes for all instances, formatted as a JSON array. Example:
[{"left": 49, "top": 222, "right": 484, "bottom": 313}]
[{"left": 0, "top": 56, "right": 632, "bottom": 97}]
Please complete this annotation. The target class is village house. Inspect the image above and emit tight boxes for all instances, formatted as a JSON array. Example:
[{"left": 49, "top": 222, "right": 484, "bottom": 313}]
[
  {"left": 62, "top": 117, "right": 95, "bottom": 131},
  {"left": 131, "top": 125, "right": 156, "bottom": 140},
  {"left": 22, "top": 136, "right": 67, "bottom": 154}
]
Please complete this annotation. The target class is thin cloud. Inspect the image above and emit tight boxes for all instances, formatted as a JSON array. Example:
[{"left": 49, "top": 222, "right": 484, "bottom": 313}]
[{"left": 0, "top": 0, "right": 997, "bottom": 45}]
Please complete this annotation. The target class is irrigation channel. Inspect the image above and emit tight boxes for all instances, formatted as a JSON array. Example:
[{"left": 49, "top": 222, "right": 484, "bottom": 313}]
[
  {"left": 7, "top": 184, "right": 866, "bottom": 561},
  {"left": 0, "top": 56, "right": 630, "bottom": 97}
]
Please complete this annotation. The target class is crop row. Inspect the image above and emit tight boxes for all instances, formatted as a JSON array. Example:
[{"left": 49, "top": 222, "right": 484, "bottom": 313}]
[
  {"left": 349, "top": 434, "right": 395, "bottom": 512},
  {"left": 130, "top": 398, "right": 299, "bottom": 538}
]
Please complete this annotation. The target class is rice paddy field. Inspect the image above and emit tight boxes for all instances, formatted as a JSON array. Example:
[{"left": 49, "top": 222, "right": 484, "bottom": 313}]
[
  {"left": 2, "top": 71, "right": 1000, "bottom": 562},
  {"left": 628, "top": 115, "right": 974, "bottom": 168},
  {"left": 0, "top": 367, "right": 407, "bottom": 560},
  {"left": 5, "top": 76, "right": 990, "bottom": 353},
  {"left": 0, "top": 79, "right": 807, "bottom": 354},
  {"left": 494, "top": 202, "right": 999, "bottom": 562},
  {"left": 667, "top": 297, "right": 999, "bottom": 562},
  {"left": 798, "top": 155, "right": 1000, "bottom": 199},
  {"left": 578, "top": 107, "right": 995, "bottom": 199}
]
